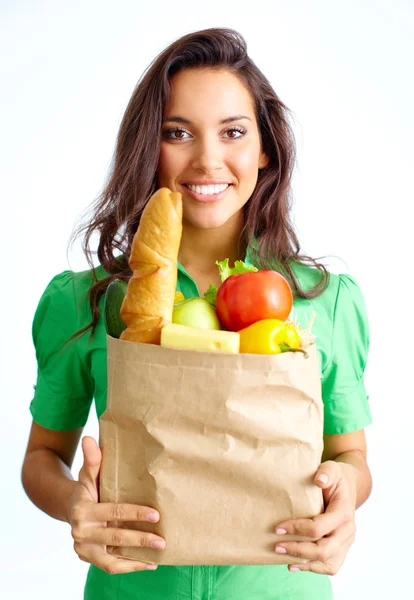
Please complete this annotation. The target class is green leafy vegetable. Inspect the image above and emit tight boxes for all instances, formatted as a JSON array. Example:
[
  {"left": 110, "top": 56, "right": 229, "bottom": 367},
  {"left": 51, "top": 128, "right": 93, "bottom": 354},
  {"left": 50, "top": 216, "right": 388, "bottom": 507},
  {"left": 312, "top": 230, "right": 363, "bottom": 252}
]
[
  {"left": 203, "top": 259, "right": 258, "bottom": 306},
  {"left": 216, "top": 258, "right": 258, "bottom": 282},
  {"left": 204, "top": 284, "right": 219, "bottom": 307}
]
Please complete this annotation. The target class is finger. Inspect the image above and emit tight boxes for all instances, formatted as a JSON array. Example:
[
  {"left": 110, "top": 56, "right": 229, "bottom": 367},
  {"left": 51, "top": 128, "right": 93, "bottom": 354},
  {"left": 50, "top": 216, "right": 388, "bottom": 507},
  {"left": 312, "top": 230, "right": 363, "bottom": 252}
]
[
  {"left": 100, "top": 557, "right": 159, "bottom": 574},
  {"left": 315, "top": 462, "right": 357, "bottom": 513},
  {"left": 78, "top": 437, "right": 102, "bottom": 498},
  {"left": 81, "top": 502, "right": 160, "bottom": 524},
  {"left": 275, "top": 521, "right": 355, "bottom": 561},
  {"left": 76, "top": 526, "right": 166, "bottom": 550},
  {"left": 288, "top": 529, "right": 356, "bottom": 575},
  {"left": 275, "top": 478, "right": 353, "bottom": 539},
  {"left": 75, "top": 542, "right": 158, "bottom": 574},
  {"left": 313, "top": 460, "right": 342, "bottom": 490},
  {"left": 99, "top": 556, "right": 159, "bottom": 574},
  {"left": 275, "top": 508, "right": 344, "bottom": 540}
]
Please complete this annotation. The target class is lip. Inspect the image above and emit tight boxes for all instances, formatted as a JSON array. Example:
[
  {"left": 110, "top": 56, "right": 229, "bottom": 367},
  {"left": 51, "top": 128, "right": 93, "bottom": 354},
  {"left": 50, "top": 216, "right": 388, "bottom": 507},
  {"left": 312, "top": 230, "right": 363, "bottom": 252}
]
[
  {"left": 182, "top": 183, "right": 232, "bottom": 203},
  {"left": 183, "top": 179, "right": 233, "bottom": 185}
]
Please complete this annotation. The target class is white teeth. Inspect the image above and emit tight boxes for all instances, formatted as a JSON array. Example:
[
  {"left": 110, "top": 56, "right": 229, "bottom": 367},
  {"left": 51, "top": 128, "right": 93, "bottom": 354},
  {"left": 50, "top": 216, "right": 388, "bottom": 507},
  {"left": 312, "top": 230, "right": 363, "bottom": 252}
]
[{"left": 187, "top": 184, "right": 229, "bottom": 195}]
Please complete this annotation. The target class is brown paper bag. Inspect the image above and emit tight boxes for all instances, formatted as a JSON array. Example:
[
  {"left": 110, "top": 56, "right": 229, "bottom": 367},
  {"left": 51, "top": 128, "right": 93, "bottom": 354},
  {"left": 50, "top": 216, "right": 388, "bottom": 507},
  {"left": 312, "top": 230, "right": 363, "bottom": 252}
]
[{"left": 99, "top": 335, "right": 324, "bottom": 565}]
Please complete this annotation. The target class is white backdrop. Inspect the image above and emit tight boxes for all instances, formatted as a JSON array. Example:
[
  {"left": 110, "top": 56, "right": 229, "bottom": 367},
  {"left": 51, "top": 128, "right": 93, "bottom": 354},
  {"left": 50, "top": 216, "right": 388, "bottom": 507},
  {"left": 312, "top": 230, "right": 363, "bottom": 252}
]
[{"left": 1, "top": 0, "right": 413, "bottom": 598}]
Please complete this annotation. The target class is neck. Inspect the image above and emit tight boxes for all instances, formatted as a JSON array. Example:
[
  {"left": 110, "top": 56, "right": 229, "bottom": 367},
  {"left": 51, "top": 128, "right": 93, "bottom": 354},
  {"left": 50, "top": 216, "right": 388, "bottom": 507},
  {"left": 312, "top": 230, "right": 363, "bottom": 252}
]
[{"left": 178, "top": 211, "right": 246, "bottom": 273}]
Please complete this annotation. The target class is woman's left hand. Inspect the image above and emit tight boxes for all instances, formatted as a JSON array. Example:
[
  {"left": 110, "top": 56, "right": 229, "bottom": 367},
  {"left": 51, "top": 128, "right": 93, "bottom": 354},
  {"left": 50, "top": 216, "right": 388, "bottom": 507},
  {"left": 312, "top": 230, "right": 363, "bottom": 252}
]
[{"left": 274, "top": 460, "right": 358, "bottom": 575}]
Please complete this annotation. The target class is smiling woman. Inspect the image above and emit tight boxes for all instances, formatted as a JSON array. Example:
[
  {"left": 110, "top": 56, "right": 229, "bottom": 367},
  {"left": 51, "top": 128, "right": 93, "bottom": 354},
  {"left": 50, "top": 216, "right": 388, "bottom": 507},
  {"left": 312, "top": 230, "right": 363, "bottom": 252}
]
[
  {"left": 22, "top": 28, "right": 372, "bottom": 600},
  {"left": 64, "top": 27, "right": 330, "bottom": 317}
]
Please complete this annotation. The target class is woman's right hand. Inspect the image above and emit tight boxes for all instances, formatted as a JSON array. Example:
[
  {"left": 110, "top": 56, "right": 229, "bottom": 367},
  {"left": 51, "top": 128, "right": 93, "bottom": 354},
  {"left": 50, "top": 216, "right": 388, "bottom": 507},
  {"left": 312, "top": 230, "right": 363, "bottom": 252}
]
[{"left": 68, "top": 436, "right": 165, "bottom": 574}]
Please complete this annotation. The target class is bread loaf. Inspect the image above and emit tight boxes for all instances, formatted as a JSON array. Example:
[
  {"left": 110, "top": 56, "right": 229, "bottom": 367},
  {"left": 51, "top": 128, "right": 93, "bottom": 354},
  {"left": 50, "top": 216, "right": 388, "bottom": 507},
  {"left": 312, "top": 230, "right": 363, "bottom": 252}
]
[{"left": 120, "top": 187, "right": 183, "bottom": 344}]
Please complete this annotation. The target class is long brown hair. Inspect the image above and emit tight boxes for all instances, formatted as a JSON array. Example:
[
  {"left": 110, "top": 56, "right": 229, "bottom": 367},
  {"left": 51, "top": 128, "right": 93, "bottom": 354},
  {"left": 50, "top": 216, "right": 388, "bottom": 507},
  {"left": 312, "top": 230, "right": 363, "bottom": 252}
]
[{"left": 70, "top": 27, "right": 329, "bottom": 340}]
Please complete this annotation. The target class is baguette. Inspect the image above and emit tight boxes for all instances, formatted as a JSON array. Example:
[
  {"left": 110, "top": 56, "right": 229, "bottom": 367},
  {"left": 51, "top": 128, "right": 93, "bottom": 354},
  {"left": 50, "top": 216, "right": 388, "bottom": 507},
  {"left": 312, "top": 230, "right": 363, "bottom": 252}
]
[{"left": 120, "top": 187, "right": 183, "bottom": 344}]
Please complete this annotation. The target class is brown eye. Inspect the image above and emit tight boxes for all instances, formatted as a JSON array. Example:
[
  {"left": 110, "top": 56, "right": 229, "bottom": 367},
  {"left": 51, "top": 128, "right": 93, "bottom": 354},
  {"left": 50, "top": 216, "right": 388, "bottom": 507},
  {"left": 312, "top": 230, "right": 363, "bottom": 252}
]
[
  {"left": 224, "top": 127, "right": 246, "bottom": 139},
  {"left": 163, "top": 128, "right": 191, "bottom": 140}
]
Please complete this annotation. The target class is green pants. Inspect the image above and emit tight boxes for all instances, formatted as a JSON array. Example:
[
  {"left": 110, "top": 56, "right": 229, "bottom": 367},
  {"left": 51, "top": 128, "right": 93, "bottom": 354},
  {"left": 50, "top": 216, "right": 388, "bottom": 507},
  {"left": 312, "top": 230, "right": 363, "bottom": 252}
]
[{"left": 85, "top": 565, "right": 333, "bottom": 599}]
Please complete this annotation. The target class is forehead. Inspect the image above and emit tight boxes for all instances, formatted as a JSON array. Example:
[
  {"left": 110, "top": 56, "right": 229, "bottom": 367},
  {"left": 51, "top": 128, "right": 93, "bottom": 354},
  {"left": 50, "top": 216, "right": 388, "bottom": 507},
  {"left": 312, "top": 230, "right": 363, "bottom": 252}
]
[{"left": 165, "top": 68, "right": 256, "bottom": 121}]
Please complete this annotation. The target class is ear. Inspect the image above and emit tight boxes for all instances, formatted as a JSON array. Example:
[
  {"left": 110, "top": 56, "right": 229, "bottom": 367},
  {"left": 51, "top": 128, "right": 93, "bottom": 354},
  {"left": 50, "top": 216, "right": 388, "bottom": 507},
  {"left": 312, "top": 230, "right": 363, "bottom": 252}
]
[{"left": 258, "top": 151, "right": 269, "bottom": 170}]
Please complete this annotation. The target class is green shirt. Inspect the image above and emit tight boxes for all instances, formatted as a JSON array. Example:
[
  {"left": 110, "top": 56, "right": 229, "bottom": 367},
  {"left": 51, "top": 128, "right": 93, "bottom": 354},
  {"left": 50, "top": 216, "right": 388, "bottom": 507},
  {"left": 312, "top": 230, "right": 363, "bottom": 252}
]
[
  {"left": 29, "top": 255, "right": 371, "bottom": 599},
  {"left": 31, "top": 257, "right": 371, "bottom": 435}
]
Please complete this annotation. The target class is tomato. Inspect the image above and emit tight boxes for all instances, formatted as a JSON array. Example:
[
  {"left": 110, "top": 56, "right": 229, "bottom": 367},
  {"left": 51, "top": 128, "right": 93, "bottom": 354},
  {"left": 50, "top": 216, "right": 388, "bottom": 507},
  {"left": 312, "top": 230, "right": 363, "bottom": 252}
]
[{"left": 215, "top": 270, "right": 293, "bottom": 331}]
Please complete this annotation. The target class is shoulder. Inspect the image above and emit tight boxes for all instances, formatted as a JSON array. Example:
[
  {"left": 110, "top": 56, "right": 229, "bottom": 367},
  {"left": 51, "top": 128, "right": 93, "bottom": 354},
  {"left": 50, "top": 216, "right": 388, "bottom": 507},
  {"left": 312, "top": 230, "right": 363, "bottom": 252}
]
[
  {"left": 33, "top": 265, "right": 109, "bottom": 340},
  {"left": 38, "top": 264, "right": 109, "bottom": 301},
  {"left": 291, "top": 261, "right": 365, "bottom": 312}
]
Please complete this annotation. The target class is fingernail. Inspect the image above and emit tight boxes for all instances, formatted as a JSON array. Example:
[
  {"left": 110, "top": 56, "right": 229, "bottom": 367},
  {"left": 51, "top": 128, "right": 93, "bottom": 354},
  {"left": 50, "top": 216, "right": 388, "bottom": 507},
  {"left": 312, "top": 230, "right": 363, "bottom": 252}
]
[
  {"left": 317, "top": 474, "right": 328, "bottom": 484},
  {"left": 147, "top": 512, "right": 159, "bottom": 522},
  {"left": 275, "top": 546, "right": 287, "bottom": 554},
  {"left": 146, "top": 563, "right": 158, "bottom": 570},
  {"left": 290, "top": 566, "right": 301, "bottom": 572},
  {"left": 151, "top": 540, "right": 165, "bottom": 549},
  {"left": 276, "top": 528, "right": 287, "bottom": 535}
]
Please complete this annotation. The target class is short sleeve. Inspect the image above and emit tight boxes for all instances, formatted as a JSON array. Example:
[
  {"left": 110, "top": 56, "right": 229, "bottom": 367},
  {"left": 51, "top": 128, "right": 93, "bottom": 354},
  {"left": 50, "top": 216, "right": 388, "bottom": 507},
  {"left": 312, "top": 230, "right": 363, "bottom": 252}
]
[
  {"left": 30, "top": 271, "right": 94, "bottom": 430},
  {"left": 321, "top": 274, "right": 372, "bottom": 434}
]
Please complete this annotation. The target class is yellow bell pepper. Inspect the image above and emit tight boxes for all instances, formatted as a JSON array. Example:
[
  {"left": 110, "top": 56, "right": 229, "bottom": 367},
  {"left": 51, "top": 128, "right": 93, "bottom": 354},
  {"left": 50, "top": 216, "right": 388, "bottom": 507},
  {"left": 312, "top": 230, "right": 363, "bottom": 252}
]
[
  {"left": 174, "top": 291, "right": 185, "bottom": 304},
  {"left": 238, "top": 319, "right": 308, "bottom": 356}
]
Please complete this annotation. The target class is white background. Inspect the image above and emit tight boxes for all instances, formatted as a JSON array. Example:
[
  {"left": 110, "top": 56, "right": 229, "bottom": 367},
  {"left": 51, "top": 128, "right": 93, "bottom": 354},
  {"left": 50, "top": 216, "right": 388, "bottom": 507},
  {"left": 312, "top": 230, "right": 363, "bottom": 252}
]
[{"left": 1, "top": 0, "right": 413, "bottom": 598}]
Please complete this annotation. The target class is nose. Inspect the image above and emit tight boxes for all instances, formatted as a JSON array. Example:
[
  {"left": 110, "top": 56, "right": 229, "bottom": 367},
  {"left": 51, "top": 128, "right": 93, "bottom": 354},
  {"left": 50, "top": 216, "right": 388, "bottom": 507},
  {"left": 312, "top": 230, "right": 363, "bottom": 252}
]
[{"left": 191, "top": 136, "right": 223, "bottom": 175}]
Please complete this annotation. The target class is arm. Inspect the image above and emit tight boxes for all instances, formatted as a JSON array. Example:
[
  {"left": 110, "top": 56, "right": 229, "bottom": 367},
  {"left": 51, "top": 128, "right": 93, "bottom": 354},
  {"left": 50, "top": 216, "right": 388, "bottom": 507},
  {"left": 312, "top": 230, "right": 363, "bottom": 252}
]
[
  {"left": 21, "top": 421, "right": 82, "bottom": 523},
  {"left": 323, "top": 429, "right": 372, "bottom": 509},
  {"left": 22, "top": 421, "right": 165, "bottom": 573}
]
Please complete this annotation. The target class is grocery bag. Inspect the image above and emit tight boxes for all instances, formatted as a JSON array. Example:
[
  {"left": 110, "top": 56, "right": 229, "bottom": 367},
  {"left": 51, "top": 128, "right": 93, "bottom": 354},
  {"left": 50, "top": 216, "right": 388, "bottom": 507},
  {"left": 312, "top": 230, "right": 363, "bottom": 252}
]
[{"left": 99, "top": 335, "right": 324, "bottom": 565}]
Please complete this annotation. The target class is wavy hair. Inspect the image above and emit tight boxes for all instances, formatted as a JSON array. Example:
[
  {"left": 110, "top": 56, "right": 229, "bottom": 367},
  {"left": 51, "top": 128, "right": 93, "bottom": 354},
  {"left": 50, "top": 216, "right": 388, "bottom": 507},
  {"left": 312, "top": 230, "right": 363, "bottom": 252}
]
[{"left": 69, "top": 27, "right": 329, "bottom": 339}]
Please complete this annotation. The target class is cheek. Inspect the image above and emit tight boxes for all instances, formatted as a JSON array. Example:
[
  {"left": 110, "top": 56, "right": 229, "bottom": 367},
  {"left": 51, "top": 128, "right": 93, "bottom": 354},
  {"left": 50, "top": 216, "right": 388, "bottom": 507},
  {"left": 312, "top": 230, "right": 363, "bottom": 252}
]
[
  {"left": 231, "top": 143, "right": 262, "bottom": 181},
  {"left": 157, "top": 146, "right": 183, "bottom": 184}
]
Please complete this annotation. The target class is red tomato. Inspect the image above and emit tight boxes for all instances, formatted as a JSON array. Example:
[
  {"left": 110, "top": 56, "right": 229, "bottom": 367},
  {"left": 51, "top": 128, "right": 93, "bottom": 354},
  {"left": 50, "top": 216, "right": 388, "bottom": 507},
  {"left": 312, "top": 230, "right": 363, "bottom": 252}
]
[{"left": 216, "top": 270, "right": 293, "bottom": 331}]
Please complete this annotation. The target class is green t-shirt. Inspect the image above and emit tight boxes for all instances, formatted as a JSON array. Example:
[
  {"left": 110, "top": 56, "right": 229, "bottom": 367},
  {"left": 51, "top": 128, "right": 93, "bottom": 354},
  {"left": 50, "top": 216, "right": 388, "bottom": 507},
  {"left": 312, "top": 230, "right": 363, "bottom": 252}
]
[{"left": 29, "top": 255, "right": 371, "bottom": 599}]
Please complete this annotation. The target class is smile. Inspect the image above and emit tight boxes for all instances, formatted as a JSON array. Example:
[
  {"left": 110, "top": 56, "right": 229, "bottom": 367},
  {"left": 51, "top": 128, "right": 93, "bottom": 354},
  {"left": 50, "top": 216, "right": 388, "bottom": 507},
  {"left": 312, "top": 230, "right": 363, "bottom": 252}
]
[
  {"left": 185, "top": 183, "right": 230, "bottom": 195},
  {"left": 182, "top": 183, "right": 232, "bottom": 203}
]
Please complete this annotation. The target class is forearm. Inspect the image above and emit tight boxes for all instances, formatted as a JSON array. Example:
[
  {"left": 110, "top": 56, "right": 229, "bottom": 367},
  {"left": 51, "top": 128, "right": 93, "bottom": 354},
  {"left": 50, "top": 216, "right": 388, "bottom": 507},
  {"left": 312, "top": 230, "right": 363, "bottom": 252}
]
[
  {"left": 21, "top": 448, "right": 77, "bottom": 523},
  {"left": 334, "top": 450, "right": 372, "bottom": 509}
]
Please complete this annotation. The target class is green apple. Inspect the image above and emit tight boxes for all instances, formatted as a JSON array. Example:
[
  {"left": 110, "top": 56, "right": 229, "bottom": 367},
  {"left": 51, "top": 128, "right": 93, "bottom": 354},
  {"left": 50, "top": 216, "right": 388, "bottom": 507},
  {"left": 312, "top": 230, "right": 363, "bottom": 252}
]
[{"left": 172, "top": 298, "right": 221, "bottom": 330}]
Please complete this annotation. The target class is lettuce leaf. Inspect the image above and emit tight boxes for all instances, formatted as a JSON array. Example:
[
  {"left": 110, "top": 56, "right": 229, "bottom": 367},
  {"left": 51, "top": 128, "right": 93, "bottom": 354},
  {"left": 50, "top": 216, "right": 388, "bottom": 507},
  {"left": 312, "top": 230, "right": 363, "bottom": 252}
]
[
  {"left": 203, "top": 259, "right": 258, "bottom": 306},
  {"left": 216, "top": 258, "right": 258, "bottom": 282},
  {"left": 203, "top": 284, "right": 218, "bottom": 307}
]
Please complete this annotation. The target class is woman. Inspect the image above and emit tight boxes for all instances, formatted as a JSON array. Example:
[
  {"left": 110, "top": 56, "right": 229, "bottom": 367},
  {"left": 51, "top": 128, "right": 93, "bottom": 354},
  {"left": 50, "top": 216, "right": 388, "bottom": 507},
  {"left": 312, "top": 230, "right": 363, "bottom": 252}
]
[{"left": 22, "top": 28, "right": 372, "bottom": 599}]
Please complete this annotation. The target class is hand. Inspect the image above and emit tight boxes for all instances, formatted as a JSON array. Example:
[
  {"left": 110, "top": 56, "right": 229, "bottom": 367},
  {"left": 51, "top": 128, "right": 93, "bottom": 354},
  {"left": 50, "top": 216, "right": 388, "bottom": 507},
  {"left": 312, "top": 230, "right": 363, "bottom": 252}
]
[
  {"left": 274, "top": 460, "right": 358, "bottom": 575},
  {"left": 68, "top": 436, "right": 166, "bottom": 574}
]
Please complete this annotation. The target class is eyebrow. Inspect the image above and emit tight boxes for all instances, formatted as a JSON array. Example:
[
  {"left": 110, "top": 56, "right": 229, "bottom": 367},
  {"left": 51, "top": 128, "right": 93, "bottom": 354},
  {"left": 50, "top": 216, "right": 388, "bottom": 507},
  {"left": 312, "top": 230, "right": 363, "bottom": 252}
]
[{"left": 163, "top": 115, "right": 252, "bottom": 125}]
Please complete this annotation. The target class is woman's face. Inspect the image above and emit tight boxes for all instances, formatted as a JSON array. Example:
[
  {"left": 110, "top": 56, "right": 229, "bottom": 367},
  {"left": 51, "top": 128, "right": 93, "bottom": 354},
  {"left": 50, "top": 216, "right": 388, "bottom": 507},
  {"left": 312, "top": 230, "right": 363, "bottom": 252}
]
[{"left": 157, "top": 68, "right": 268, "bottom": 230}]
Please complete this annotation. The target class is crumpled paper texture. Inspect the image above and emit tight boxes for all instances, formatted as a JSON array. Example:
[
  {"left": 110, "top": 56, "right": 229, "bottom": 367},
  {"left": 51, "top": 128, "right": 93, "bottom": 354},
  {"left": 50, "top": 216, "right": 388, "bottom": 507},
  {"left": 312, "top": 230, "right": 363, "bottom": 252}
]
[{"left": 99, "top": 336, "right": 324, "bottom": 565}]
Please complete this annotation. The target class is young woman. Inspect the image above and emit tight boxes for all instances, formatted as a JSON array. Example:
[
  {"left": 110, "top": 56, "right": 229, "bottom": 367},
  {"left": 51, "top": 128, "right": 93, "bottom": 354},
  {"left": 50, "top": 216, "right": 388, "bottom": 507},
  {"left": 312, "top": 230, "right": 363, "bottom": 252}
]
[{"left": 22, "top": 28, "right": 372, "bottom": 600}]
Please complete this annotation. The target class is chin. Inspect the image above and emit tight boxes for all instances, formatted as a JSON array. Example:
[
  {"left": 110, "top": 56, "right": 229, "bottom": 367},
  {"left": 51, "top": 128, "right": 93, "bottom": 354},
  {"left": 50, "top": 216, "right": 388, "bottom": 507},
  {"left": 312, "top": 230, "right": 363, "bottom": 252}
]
[
  {"left": 184, "top": 205, "right": 243, "bottom": 231},
  {"left": 188, "top": 215, "right": 232, "bottom": 230}
]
